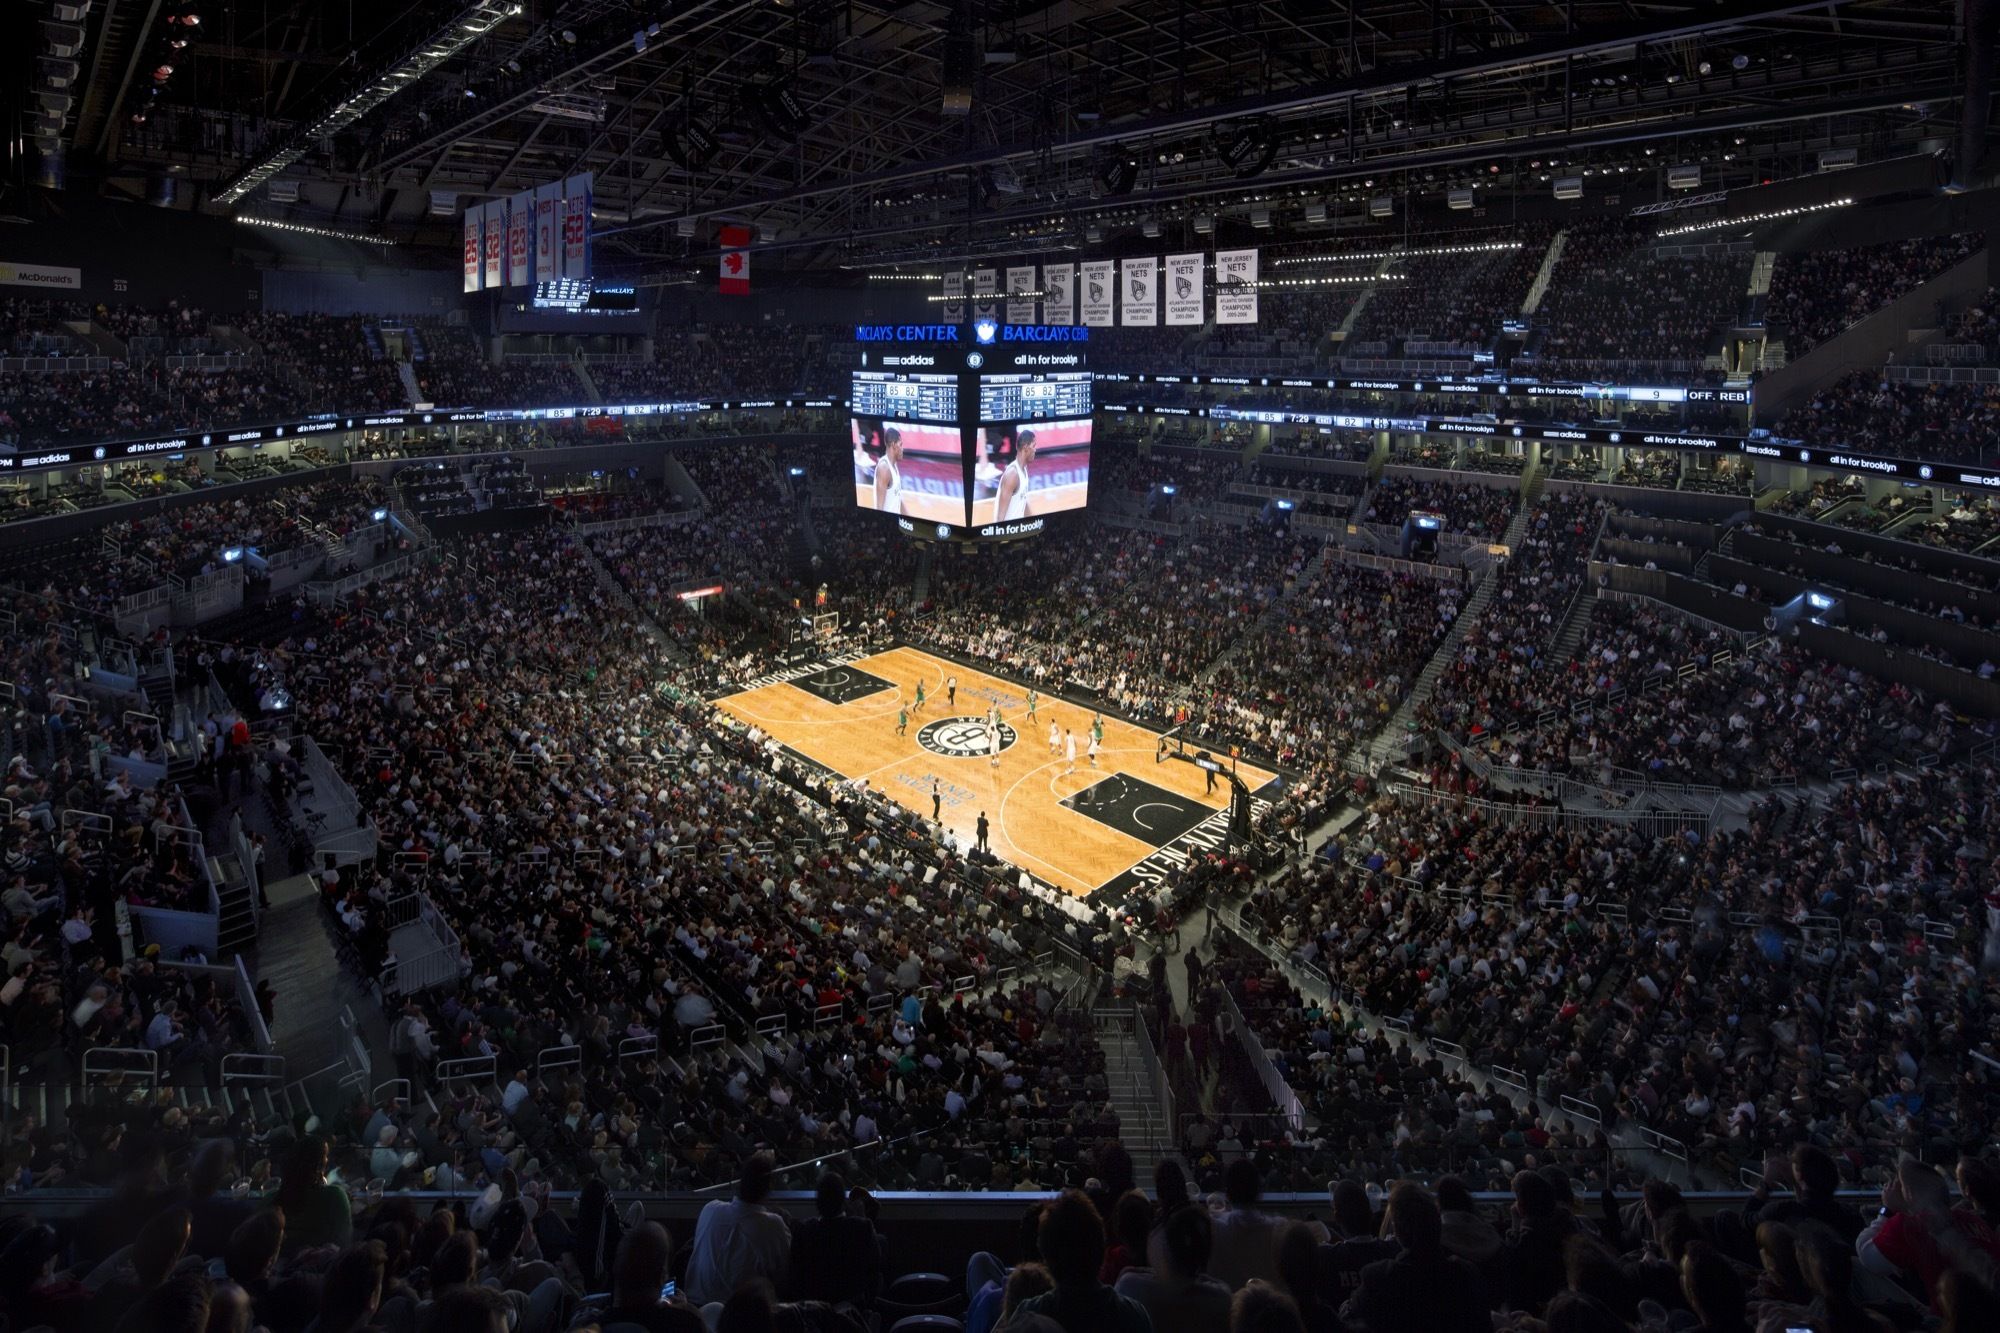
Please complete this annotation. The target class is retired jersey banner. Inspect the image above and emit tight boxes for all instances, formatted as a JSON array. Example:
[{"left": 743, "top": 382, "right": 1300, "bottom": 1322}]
[
  {"left": 972, "top": 268, "right": 998, "bottom": 322},
  {"left": 483, "top": 208, "right": 504, "bottom": 288},
  {"left": 719, "top": 224, "right": 750, "bottom": 295},
  {"left": 534, "top": 185, "right": 561, "bottom": 284},
  {"left": 462, "top": 207, "right": 482, "bottom": 293},
  {"left": 1165, "top": 253, "right": 1204, "bottom": 326},
  {"left": 562, "top": 176, "right": 591, "bottom": 280},
  {"left": 1041, "top": 263, "right": 1074, "bottom": 325},
  {"left": 1120, "top": 257, "right": 1158, "bottom": 326},
  {"left": 1080, "top": 260, "right": 1115, "bottom": 326},
  {"left": 1006, "top": 265, "right": 1037, "bottom": 324},
  {"left": 506, "top": 194, "right": 531, "bottom": 287},
  {"left": 941, "top": 270, "right": 964, "bottom": 323},
  {"left": 1215, "top": 247, "right": 1259, "bottom": 324}
]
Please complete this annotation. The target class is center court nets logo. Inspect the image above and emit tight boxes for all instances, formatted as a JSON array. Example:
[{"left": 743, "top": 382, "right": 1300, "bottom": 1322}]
[{"left": 916, "top": 717, "right": 1018, "bottom": 759}]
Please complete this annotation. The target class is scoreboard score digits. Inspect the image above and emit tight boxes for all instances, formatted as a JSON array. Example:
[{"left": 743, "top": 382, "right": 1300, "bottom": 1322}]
[{"left": 977, "top": 371, "right": 1092, "bottom": 422}]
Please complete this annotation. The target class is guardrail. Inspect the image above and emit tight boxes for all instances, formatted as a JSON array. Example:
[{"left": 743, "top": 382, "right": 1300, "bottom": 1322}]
[
  {"left": 222, "top": 1052, "right": 286, "bottom": 1085},
  {"left": 537, "top": 1044, "right": 584, "bottom": 1077},
  {"left": 81, "top": 1046, "right": 159, "bottom": 1088},
  {"left": 435, "top": 1054, "right": 497, "bottom": 1086}
]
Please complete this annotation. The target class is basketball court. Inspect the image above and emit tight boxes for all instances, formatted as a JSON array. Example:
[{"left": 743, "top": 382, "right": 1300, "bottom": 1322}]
[{"left": 712, "top": 645, "right": 1279, "bottom": 898}]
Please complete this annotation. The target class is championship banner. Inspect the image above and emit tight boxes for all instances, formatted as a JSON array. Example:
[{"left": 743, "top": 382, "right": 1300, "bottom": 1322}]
[
  {"left": 1120, "top": 257, "right": 1158, "bottom": 326},
  {"left": 506, "top": 194, "right": 531, "bottom": 287},
  {"left": 1165, "top": 253, "right": 1204, "bottom": 326},
  {"left": 483, "top": 207, "right": 504, "bottom": 288},
  {"left": 973, "top": 267, "right": 998, "bottom": 321},
  {"left": 462, "top": 206, "right": 482, "bottom": 293},
  {"left": 562, "top": 173, "right": 592, "bottom": 281},
  {"left": 1006, "top": 265, "right": 1037, "bottom": 324},
  {"left": 1215, "top": 247, "right": 1259, "bottom": 324},
  {"left": 941, "top": 270, "right": 964, "bottom": 323},
  {"left": 719, "top": 224, "right": 751, "bottom": 295},
  {"left": 533, "top": 185, "right": 561, "bottom": 284},
  {"left": 1080, "top": 260, "right": 1115, "bottom": 326},
  {"left": 1041, "top": 263, "right": 1074, "bottom": 325}
]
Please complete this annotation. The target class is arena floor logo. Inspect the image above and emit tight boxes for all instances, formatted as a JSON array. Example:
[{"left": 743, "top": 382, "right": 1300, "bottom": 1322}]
[{"left": 915, "top": 716, "right": 1019, "bottom": 759}]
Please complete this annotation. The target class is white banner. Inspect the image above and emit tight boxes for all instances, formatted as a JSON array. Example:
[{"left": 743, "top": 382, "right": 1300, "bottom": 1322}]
[
  {"left": 462, "top": 209, "right": 482, "bottom": 293},
  {"left": 942, "top": 270, "right": 964, "bottom": 323},
  {"left": 533, "top": 185, "right": 561, "bottom": 284},
  {"left": 1165, "top": 253, "right": 1204, "bottom": 326},
  {"left": 1215, "top": 247, "right": 1259, "bottom": 325},
  {"left": 0, "top": 261, "right": 82, "bottom": 291},
  {"left": 1080, "top": 260, "right": 1115, "bottom": 326},
  {"left": 1120, "top": 257, "right": 1158, "bottom": 326},
  {"left": 973, "top": 268, "right": 998, "bottom": 322},
  {"left": 506, "top": 194, "right": 531, "bottom": 287},
  {"left": 1006, "top": 265, "right": 1037, "bottom": 324},
  {"left": 562, "top": 173, "right": 592, "bottom": 280},
  {"left": 483, "top": 208, "right": 504, "bottom": 289},
  {"left": 1041, "top": 263, "right": 1074, "bottom": 325}
]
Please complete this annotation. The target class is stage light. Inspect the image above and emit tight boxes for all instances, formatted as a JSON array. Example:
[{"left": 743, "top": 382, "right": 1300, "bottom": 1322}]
[{"left": 372, "top": 508, "right": 389, "bottom": 521}]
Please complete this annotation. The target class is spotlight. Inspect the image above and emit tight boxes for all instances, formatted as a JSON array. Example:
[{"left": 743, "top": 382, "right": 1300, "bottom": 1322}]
[
  {"left": 1698, "top": 60, "right": 1712, "bottom": 75},
  {"left": 1732, "top": 53, "right": 1750, "bottom": 70}
]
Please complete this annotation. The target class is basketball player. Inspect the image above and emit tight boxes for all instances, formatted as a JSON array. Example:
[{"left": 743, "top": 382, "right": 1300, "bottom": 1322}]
[
  {"left": 1091, "top": 711, "right": 1105, "bottom": 746},
  {"left": 1064, "top": 728, "right": 1077, "bottom": 774},
  {"left": 1025, "top": 688, "right": 1039, "bottom": 721},
  {"left": 1087, "top": 731, "right": 1101, "bottom": 769},
  {"left": 873, "top": 426, "right": 906, "bottom": 514},
  {"left": 995, "top": 429, "right": 1038, "bottom": 522},
  {"left": 988, "top": 724, "right": 1002, "bottom": 768},
  {"left": 1048, "top": 720, "right": 1060, "bottom": 755},
  {"left": 913, "top": 679, "right": 926, "bottom": 713},
  {"left": 897, "top": 704, "right": 909, "bottom": 736},
  {"left": 946, "top": 674, "right": 957, "bottom": 708}
]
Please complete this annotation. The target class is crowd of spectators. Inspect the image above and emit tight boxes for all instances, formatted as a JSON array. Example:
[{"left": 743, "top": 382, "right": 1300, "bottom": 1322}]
[
  {"left": 1767, "top": 233, "right": 1983, "bottom": 357},
  {"left": 235, "top": 313, "right": 405, "bottom": 414},
  {"left": 1778, "top": 371, "right": 2000, "bottom": 467},
  {"left": 1348, "top": 232, "right": 1548, "bottom": 352},
  {"left": 1531, "top": 219, "right": 1752, "bottom": 376},
  {"left": 1364, "top": 477, "right": 1516, "bottom": 540}
]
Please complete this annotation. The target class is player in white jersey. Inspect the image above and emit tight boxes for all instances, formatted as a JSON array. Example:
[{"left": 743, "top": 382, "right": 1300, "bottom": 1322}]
[
  {"left": 1087, "top": 732, "right": 1100, "bottom": 768},
  {"left": 988, "top": 724, "right": 1002, "bottom": 768},
  {"left": 995, "top": 430, "right": 1038, "bottom": 522},
  {"left": 872, "top": 427, "right": 906, "bottom": 514},
  {"left": 1048, "top": 721, "right": 1061, "bottom": 755},
  {"left": 1064, "top": 728, "right": 1076, "bottom": 774}
]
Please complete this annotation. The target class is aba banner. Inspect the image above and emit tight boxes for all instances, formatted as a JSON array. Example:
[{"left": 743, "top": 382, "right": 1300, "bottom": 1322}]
[
  {"left": 973, "top": 268, "right": 998, "bottom": 322},
  {"left": 1042, "top": 263, "right": 1074, "bottom": 325},
  {"left": 1080, "top": 260, "right": 1115, "bottom": 326},
  {"left": 506, "top": 194, "right": 531, "bottom": 287},
  {"left": 941, "top": 270, "right": 964, "bottom": 323},
  {"left": 1215, "top": 247, "right": 1259, "bottom": 325},
  {"left": 1165, "top": 253, "right": 1204, "bottom": 326},
  {"left": 1006, "top": 265, "right": 1037, "bottom": 324},
  {"left": 483, "top": 207, "right": 504, "bottom": 289},
  {"left": 534, "top": 185, "right": 561, "bottom": 284},
  {"left": 1120, "top": 257, "right": 1158, "bottom": 327},
  {"left": 719, "top": 224, "right": 751, "bottom": 295},
  {"left": 462, "top": 206, "right": 482, "bottom": 293}
]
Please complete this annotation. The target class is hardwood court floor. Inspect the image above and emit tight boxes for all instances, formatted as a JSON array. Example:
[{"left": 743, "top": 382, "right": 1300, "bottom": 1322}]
[{"left": 714, "top": 646, "right": 1275, "bottom": 897}]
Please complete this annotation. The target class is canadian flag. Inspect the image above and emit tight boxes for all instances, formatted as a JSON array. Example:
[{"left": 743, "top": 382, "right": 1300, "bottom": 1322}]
[{"left": 719, "top": 224, "right": 750, "bottom": 295}]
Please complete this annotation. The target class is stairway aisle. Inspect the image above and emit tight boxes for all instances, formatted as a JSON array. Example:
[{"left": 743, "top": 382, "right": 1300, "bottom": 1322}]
[
  {"left": 1094, "top": 996, "right": 1175, "bottom": 1180},
  {"left": 242, "top": 886, "right": 394, "bottom": 1082}
]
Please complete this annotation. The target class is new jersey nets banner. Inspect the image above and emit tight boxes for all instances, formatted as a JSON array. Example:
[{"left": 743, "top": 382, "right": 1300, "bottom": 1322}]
[
  {"left": 1080, "top": 261, "right": 1115, "bottom": 326},
  {"left": 1006, "top": 265, "right": 1037, "bottom": 324},
  {"left": 973, "top": 268, "right": 999, "bottom": 322},
  {"left": 1041, "top": 263, "right": 1075, "bottom": 325},
  {"left": 483, "top": 208, "right": 504, "bottom": 288},
  {"left": 1165, "top": 253, "right": 1204, "bottom": 325},
  {"left": 562, "top": 173, "right": 592, "bottom": 281},
  {"left": 941, "top": 271, "right": 964, "bottom": 323},
  {"left": 1120, "top": 257, "right": 1158, "bottom": 326},
  {"left": 462, "top": 206, "right": 482, "bottom": 293},
  {"left": 534, "top": 184, "right": 561, "bottom": 284},
  {"left": 1215, "top": 247, "right": 1259, "bottom": 324},
  {"left": 506, "top": 194, "right": 531, "bottom": 287}
]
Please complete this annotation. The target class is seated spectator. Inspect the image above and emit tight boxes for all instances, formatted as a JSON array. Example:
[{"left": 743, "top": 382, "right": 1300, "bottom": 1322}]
[
  {"left": 1210, "top": 1160, "right": 1284, "bottom": 1291},
  {"left": 568, "top": 1220, "right": 706, "bottom": 1331},
  {"left": 1115, "top": 1204, "right": 1233, "bottom": 1333},
  {"left": 1340, "top": 1183, "right": 1488, "bottom": 1333},
  {"left": 1013, "top": 1190, "right": 1154, "bottom": 1333},
  {"left": 787, "top": 1171, "right": 881, "bottom": 1308},
  {"left": 684, "top": 1151, "right": 791, "bottom": 1307}
]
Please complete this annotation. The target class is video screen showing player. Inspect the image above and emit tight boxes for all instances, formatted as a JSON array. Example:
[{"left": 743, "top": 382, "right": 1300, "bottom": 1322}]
[
  {"left": 972, "top": 419, "right": 1092, "bottom": 525},
  {"left": 851, "top": 416, "right": 966, "bottom": 524}
]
